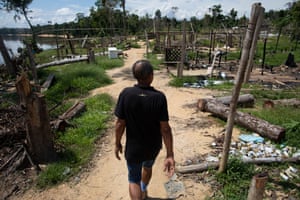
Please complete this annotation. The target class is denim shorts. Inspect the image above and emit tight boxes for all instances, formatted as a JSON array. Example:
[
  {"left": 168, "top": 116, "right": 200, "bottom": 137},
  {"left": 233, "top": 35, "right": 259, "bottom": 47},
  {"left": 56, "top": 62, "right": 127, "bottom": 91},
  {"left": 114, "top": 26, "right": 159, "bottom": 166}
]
[{"left": 127, "top": 160, "right": 155, "bottom": 183}]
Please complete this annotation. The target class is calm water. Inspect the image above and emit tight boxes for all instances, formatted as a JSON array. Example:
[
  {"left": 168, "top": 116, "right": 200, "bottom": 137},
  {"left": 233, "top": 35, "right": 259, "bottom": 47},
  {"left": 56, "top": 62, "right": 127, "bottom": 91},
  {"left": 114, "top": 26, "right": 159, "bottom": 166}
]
[{"left": 0, "top": 36, "right": 56, "bottom": 65}]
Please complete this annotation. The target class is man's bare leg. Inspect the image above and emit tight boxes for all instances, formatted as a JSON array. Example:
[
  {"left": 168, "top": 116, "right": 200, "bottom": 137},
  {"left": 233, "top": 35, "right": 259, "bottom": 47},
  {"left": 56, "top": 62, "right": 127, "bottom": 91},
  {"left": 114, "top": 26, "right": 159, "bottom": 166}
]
[
  {"left": 129, "top": 182, "right": 142, "bottom": 200},
  {"left": 141, "top": 167, "right": 152, "bottom": 199}
]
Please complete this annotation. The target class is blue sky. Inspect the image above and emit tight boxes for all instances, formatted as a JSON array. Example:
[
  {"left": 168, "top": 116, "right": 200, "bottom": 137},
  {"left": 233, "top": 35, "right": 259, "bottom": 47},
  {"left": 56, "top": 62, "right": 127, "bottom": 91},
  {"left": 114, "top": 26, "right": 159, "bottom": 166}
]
[{"left": 0, "top": 0, "right": 291, "bottom": 28}]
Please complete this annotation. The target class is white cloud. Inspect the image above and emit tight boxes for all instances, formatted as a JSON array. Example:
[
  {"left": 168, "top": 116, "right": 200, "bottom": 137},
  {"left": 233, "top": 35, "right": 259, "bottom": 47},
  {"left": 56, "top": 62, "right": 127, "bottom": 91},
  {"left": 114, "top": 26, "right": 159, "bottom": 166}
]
[{"left": 0, "top": 0, "right": 290, "bottom": 28}]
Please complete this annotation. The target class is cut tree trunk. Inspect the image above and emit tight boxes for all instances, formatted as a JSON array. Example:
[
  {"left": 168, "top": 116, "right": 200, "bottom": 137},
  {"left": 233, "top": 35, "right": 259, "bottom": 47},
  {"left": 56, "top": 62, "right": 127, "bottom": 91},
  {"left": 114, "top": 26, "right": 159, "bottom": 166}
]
[
  {"left": 214, "top": 94, "right": 255, "bottom": 108},
  {"left": 247, "top": 173, "right": 268, "bottom": 200},
  {"left": 16, "top": 73, "right": 56, "bottom": 163},
  {"left": 198, "top": 99, "right": 285, "bottom": 141}
]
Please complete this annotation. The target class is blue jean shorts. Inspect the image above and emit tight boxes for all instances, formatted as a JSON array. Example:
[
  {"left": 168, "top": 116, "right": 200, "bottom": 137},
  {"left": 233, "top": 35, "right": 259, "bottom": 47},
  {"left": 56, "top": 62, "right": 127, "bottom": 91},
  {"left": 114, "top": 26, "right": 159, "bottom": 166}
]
[{"left": 127, "top": 160, "right": 155, "bottom": 183}]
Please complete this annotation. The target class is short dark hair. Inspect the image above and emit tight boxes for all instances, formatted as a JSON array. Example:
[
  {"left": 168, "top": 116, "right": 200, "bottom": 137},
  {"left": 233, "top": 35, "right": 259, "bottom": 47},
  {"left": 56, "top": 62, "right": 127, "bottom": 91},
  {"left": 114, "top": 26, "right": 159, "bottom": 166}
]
[{"left": 132, "top": 60, "right": 153, "bottom": 81}]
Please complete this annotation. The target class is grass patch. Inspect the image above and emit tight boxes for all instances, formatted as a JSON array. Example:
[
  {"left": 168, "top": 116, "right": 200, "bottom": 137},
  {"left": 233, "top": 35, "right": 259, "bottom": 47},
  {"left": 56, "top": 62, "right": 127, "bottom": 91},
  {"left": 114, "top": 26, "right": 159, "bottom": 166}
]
[
  {"left": 36, "top": 94, "right": 114, "bottom": 188},
  {"left": 209, "top": 157, "right": 256, "bottom": 200},
  {"left": 40, "top": 57, "right": 122, "bottom": 107},
  {"left": 169, "top": 75, "right": 199, "bottom": 87}
]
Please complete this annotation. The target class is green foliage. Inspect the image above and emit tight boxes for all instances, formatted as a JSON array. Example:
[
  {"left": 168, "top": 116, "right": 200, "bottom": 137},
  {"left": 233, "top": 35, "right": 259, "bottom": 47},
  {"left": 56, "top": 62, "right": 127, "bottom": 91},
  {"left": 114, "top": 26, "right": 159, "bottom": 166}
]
[
  {"left": 284, "top": 121, "right": 300, "bottom": 148},
  {"left": 206, "top": 80, "right": 234, "bottom": 90},
  {"left": 36, "top": 94, "right": 113, "bottom": 188},
  {"left": 95, "top": 56, "right": 124, "bottom": 70},
  {"left": 169, "top": 75, "right": 198, "bottom": 87},
  {"left": 35, "top": 49, "right": 57, "bottom": 64},
  {"left": 255, "top": 36, "right": 300, "bottom": 66},
  {"left": 249, "top": 86, "right": 300, "bottom": 100},
  {"left": 243, "top": 87, "right": 300, "bottom": 148},
  {"left": 213, "top": 157, "right": 255, "bottom": 200},
  {"left": 146, "top": 53, "right": 163, "bottom": 70},
  {"left": 42, "top": 60, "right": 116, "bottom": 104}
]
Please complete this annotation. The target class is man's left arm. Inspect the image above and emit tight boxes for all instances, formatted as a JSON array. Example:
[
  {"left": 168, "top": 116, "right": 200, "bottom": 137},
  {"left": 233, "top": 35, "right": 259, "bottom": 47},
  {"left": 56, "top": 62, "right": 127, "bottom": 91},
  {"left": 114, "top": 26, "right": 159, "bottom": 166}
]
[
  {"left": 160, "top": 121, "right": 175, "bottom": 177},
  {"left": 115, "top": 118, "right": 126, "bottom": 160}
]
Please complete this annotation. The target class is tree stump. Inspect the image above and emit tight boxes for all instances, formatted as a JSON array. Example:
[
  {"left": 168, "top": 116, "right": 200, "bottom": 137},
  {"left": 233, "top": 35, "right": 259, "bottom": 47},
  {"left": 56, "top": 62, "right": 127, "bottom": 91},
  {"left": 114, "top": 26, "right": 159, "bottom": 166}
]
[
  {"left": 16, "top": 73, "right": 56, "bottom": 163},
  {"left": 247, "top": 173, "right": 268, "bottom": 200}
]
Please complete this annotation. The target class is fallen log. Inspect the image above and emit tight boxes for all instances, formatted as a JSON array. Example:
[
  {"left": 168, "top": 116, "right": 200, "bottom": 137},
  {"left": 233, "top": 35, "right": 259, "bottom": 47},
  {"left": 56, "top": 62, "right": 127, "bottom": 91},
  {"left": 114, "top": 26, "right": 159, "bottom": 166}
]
[
  {"left": 264, "top": 98, "right": 300, "bottom": 108},
  {"left": 51, "top": 101, "right": 86, "bottom": 131},
  {"left": 36, "top": 56, "right": 88, "bottom": 69},
  {"left": 59, "top": 101, "right": 86, "bottom": 120},
  {"left": 176, "top": 157, "right": 300, "bottom": 174},
  {"left": 198, "top": 99, "right": 285, "bottom": 141},
  {"left": 214, "top": 94, "right": 255, "bottom": 108}
]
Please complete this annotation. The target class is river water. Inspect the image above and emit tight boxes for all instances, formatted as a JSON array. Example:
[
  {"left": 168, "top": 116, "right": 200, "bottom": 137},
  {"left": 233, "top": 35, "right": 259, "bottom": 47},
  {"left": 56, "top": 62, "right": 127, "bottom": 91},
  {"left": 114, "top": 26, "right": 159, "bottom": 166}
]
[{"left": 0, "top": 36, "right": 56, "bottom": 65}]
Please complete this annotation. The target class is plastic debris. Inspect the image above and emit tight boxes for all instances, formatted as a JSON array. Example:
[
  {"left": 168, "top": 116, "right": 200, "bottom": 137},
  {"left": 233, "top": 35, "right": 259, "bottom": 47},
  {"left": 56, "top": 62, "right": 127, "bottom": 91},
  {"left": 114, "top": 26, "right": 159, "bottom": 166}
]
[
  {"left": 164, "top": 173, "right": 185, "bottom": 199},
  {"left": 239, "top": 133, "right": 264, "bottom": 143}
]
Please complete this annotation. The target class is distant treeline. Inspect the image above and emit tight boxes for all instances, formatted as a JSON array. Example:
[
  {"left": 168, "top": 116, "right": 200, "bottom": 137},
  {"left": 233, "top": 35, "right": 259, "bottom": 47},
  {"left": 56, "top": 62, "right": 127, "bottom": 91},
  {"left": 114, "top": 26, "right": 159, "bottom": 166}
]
[{"left": 0, "top": 28, "right": 32, "bottom": 35}]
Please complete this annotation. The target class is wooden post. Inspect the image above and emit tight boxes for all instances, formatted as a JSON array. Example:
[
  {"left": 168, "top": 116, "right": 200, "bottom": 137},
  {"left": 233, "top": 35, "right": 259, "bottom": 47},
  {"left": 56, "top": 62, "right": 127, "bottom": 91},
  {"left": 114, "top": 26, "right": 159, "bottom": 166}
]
[
  {"left": 247, "top": 173, "right": 268, "bottom": 200},
  {"left": 55, "top": 30, "right": 60, "bottom": 60},
  {"left": 209, "top": 30, "right": 213, "bottom": 64},
  {"left": 178, "top": 19, "right": 186, "bottom": 77},
  {"left": 145, "top": 30, "right": 149, "bottom": 58},
  {"left": 244, "top": 7, "right": 265, "bottom": 83},
  {"left": 88, "top": 48, "right": 95, "bottom": 63},
  {"left": 218, "top": 3, "right": 264, "bottom": 173},
  {"left": 16, "top": 73, "right": 56, "bottom": 163},
  {"left": 26, "top": 44, "right": 39, "bottom": 87},
  {"left": 67, "top": 33, "right": 76, "bottom": 55},
  {"left": 261, "top": 37, "right": 267, "bottom": 75}
]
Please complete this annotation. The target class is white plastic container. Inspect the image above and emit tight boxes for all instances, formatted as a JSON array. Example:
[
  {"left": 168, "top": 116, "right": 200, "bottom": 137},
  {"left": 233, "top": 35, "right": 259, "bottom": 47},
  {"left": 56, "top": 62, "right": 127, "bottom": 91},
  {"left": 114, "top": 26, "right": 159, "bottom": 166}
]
[{"left": 108, "top": 47, "right": 118, "bottom": 59}]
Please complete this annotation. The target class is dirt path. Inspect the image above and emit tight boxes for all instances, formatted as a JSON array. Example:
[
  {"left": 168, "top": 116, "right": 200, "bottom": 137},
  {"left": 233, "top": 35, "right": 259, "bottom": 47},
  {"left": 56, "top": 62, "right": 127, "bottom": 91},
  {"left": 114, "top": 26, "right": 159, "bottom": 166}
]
[{"left": 16, "top": 42, "right": 241, "bottom": 200}]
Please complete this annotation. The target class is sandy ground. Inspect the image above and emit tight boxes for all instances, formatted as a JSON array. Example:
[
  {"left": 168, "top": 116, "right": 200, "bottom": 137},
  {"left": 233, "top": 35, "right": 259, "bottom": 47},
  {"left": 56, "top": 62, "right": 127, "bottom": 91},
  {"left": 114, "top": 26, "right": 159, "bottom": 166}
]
[{"left": 14, "top": 42, "right": 242, "bottom": 200}]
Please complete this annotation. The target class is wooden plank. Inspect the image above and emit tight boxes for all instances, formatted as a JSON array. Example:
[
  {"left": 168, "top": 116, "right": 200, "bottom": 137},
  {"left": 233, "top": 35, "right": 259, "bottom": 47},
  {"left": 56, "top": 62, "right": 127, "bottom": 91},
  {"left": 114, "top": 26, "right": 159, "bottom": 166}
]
[{"left": 41, "top": 74, "right": 55, "bottom": 92}]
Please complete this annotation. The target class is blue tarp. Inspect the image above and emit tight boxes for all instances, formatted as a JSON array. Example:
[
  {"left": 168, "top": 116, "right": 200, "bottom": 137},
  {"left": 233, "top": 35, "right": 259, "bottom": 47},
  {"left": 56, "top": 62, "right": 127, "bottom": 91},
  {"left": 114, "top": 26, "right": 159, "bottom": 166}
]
[{"left": 239, "top": 133, "right": 264, "bottom": 143}]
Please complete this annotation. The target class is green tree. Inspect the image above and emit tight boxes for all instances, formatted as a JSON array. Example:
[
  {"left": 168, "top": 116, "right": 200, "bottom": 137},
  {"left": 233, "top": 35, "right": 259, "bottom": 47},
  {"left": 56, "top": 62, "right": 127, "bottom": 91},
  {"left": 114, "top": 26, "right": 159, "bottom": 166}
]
[
  {"left": 0, "top": 0, "right": 34, "bottom": 35},
  {"left": 209, "top": 4, "right": 224, "bottom": 28},
  {"left": 225, "top": 8, "right": 238, "bottom": 28},
  {"left": 289, "top": 0, "right": 300, "bottom": 49}
]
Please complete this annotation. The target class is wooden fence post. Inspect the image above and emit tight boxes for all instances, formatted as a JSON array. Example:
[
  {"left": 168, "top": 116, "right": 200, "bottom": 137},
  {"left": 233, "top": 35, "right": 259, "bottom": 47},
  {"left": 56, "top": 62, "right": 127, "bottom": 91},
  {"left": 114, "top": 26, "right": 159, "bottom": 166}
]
[
  {"left": 178, "top": 19, "right": 186, "bottom": 77},
  {"left": 218, "top": 3, "right": 264, "bottom": 173},
  {"left": 244, "top": 6, "right": 265, "bottom": 83}
]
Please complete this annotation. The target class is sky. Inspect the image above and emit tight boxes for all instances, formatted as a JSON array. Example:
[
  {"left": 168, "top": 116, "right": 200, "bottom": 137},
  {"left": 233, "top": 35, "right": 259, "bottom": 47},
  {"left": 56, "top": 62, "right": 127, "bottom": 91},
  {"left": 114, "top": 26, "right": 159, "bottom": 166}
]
[{"left": 0, "top": 0, "right": 292, "bottom": 28}]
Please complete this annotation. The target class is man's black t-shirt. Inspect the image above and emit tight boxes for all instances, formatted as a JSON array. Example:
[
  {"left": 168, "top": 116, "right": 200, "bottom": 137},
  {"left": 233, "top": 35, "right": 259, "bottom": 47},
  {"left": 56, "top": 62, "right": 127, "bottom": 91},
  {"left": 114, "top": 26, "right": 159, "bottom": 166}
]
[{"left": 115, "top": 84, "right": 169, "bottom": 163}]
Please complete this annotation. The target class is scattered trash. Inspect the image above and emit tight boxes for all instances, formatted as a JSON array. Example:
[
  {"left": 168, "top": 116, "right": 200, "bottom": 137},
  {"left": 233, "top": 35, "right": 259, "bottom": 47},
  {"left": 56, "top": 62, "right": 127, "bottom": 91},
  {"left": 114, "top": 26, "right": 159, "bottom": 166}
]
[
  {"left": 206, "top": 155, "right": 219, "bottom": 162},
  {"left": 183, "top": 79, "right": 234, "bottom": 88},
  {"left": 280, "top": 166, "right": 299, "bottom": 180},
  {"left": 62, "top": 167, "right": 71, "bottom": 176},
  {"left": 209, "top": 134, "right": 298, "bottom": 161}
]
